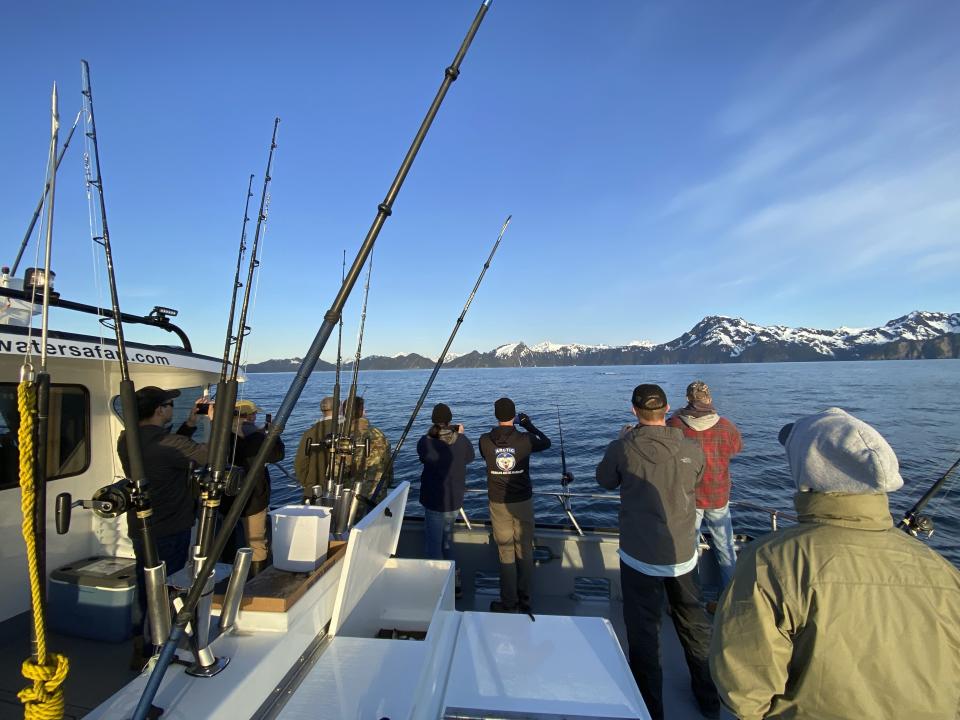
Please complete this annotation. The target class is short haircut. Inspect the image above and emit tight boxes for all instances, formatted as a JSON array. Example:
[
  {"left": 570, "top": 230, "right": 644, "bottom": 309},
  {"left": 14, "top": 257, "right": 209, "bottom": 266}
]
[{"left": 636, "top": 407, "right": 667, "bottom": 423}]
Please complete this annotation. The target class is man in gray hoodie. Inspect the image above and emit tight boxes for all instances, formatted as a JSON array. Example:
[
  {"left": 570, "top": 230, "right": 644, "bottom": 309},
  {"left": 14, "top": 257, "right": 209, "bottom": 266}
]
[{"left": 597, "top": 384, "right": 719, "bottom": 720}]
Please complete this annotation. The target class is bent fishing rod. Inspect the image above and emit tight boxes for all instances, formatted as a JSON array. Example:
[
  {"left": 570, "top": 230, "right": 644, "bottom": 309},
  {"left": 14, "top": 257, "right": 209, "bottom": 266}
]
[
  {"left": 80, "top": 59, "right": 172, "bottom": 649},
  {"left": 133, "top": 4, "right": 491, "bottom": 716},
  {"left": 899, "top": 455, "right": 960, "bottom": 537},
  {"left": 11, "top": 109, "right": 82, "bottom": 276},
  {"left": 392, "top": 214, "right": 510, "bottom": 459},
  {"left": 370, "top": 213, "right": 510, "bottom": 505}
]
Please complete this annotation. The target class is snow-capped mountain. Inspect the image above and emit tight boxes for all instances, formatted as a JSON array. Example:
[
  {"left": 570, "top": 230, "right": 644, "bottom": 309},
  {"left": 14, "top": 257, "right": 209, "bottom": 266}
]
[{"left": 246, "top": 311, "right": 959, "bottom": 371}]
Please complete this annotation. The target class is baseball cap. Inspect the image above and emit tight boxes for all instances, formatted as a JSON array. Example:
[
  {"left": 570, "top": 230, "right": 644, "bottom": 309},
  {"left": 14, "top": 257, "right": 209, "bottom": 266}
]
[
  {"left": 632, "top": 384, "right": 667, "bottom": 410},
  {"left": 135, "top": 386, "right": 180, "bottom": 420}
]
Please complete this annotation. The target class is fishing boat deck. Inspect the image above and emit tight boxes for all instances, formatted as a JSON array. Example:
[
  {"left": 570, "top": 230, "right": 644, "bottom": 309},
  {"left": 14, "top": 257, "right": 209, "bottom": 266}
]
[{"left": 0, "top": 611, "right": 138, "bottom": 719}]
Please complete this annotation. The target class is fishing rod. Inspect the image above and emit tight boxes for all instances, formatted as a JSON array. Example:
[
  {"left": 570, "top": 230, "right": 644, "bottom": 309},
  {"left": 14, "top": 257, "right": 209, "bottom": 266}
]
[
  {"left": 555, "top": 405, "right": 582, "bottom": 536},
  {"left": 320, "top": 250, "right": 348, "bottom": 502},
  {"left": 182, "top": 119, "right": 277, "bottom": 679},
  {"left": 385, "top": 214, "right": 511, "bottom": 476},
  {"left": 335, "top": 254, "right": 376, "bottom": 532},
  {"left": 218, "top": 174, "right": 256, "bottom": 383},
  {"left": 79, "top": 59, "right": 173, "bottom": 653},
  {"left": 197, "top": 117, "right": 280, "bottom": 572},
  {"left": 133, "top": 3, "right": 491, "bottom": 714},
  {"left": 898, "top": 455, "right": 960, "bottom": 537},
  {"left": 20, "top": 82, "right": 59, "bottom": 682},
  {"left": 11, "top": 109, "right": 81, "bottom": 276}
]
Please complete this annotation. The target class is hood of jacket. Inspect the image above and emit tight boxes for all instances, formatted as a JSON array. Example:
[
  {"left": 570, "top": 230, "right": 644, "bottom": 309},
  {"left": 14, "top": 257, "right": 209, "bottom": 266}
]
[
  {"left": 622, "top": 424, "right": 687, "bottom": 463},
  {"left": 678, "top": 412, "right": 720, "bottom": 431}
]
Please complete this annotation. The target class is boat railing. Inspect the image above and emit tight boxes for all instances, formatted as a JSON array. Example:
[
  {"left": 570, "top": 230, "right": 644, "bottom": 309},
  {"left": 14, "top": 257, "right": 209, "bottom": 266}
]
[
  {"left": 271, "top": 467, "right": 795, "bottom": 536},
  {"left": 460, "top": 488, "right": 795, "bottom": 536}
]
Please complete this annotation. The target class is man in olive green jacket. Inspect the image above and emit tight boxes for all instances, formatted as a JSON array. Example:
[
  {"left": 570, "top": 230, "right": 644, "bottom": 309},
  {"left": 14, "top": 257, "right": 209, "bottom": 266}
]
[{"left": 710, "top": 408, "right": 960, "bottom": 719}]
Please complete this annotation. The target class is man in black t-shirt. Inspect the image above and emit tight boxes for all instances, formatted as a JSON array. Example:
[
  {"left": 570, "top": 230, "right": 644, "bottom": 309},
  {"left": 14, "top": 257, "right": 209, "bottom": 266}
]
[{"left": 478, "top": 397, "right": 550, "bottom": 613}]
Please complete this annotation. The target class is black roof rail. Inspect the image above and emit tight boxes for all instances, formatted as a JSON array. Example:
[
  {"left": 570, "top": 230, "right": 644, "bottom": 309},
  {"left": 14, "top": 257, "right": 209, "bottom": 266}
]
[{"left": 0, "top": 287, "right": 192, "bottom": 352}]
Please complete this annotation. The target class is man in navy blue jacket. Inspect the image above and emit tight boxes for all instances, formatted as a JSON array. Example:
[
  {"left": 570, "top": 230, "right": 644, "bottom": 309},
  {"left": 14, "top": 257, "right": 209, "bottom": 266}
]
[{"left": 417, "top": 403, "right": 475, "bottom": 581}]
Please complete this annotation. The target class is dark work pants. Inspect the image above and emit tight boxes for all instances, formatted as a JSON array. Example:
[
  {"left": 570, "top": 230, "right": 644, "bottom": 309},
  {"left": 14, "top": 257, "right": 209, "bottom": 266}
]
[
  {"left": 488, "top": 498, "right": 534, "bottom": 609},
  {"left": 619, "top": 560, "right": 719, "bottom": 720},
  {"left": 132, "top": 529, "right": 191, "bottom": 643}
]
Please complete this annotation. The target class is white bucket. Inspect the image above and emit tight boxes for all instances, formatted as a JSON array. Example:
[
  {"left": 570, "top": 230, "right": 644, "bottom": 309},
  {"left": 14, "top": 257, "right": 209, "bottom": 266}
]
[{"left": 270, "top": 505, "right": 331, "bottom": 572}]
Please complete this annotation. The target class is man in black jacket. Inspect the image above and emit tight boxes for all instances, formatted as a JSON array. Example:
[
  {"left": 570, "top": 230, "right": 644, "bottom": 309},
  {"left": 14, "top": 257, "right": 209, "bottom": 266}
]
[
  {"left": 117, "top": 385, "right": 207, "bottom": 665},
  {"left": 596, "top": 384, "right": 719, "bottom": 720},
  {"left": 479, "top": 397, "right": 550, "bottom": 613}
]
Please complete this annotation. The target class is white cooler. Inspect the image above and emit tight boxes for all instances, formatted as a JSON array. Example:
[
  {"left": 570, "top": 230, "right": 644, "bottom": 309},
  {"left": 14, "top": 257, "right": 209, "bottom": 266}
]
[{"left": 270, "top": 505, "right": 331, "bottom": 572}]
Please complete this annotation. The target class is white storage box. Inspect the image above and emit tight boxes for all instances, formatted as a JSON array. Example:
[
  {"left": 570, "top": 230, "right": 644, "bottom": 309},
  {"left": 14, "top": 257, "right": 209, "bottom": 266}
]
[{"left": 271, "top": 505, "right": 331, "bottom": 572}]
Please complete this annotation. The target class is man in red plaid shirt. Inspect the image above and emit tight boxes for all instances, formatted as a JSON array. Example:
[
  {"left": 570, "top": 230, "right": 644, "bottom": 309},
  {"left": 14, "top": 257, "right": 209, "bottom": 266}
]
[{"left": 667, "top": 381, "right": 742, "bottom": 591}]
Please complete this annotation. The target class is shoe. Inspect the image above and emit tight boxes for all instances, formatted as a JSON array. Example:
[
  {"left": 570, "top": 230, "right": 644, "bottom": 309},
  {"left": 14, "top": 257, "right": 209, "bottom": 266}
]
[
  {"left": 249, "top": 558, "right": 271, "bottom": 578},
  {"left": 519, "top": 600, "right": 533, "bottom": 614},
  {"left": 489, "top": 600, "right": 518, "bottom": 613},
  {"left": 455, "top": 568, "right": 463, "bottom": 599}
]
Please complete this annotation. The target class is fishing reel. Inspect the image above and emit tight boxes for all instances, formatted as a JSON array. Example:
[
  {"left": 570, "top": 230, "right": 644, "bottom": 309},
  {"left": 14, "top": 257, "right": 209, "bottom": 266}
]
[
  {"left": 902, "top": 512, "right": 935, "bottom": 538},
  {"left": 54, "top": 479, "right": 132, "bottom": 535},
  {"left": 192, "top": 464, "right": 244, "bottom": 498}
]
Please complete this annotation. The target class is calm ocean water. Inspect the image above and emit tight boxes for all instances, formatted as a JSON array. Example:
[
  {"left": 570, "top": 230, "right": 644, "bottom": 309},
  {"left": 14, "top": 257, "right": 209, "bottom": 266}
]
[{"left": 242, "top": 361, "right": 960, "bottom": 567}]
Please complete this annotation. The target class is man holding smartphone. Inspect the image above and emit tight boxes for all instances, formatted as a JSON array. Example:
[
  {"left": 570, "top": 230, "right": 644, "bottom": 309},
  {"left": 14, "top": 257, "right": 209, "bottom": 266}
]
[{"left": 479, "top": 397, "right": 551, "bottom": 614}]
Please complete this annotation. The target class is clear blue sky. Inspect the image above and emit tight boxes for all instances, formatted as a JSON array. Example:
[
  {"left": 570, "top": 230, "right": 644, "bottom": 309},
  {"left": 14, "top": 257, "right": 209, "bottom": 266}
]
[{"left": 3, "top": 1, "right": 958, "bottom": 363}]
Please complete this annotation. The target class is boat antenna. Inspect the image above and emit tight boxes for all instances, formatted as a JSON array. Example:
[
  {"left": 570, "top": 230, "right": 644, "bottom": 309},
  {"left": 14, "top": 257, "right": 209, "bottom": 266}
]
[
  {"left": 133, "top": 3, "right": 491, "bottom": 714},
  {"left": 898, "top": 455, "right": 960, "bottom": 537},
  {"left": 11, "top": 108, "right": 82, "bottom": 276},
  {"left": 80, "top": 58, "right": 173, "bottom": 654},
  {"left": 218, "top": 174, "right": 256, "bottom": 384},
  {"left": 375, "top": 214, "right": 510, "bottom": 501}
]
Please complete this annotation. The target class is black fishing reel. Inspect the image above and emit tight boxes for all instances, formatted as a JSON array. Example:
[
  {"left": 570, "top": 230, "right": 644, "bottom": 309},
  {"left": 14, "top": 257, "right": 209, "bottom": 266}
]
[
  {"left": 55, "top": 479, "right": 132, "bottom": 535},
  {"left": 192, "top": 465, "right": 243, "bottom": 498},
  {"left": 902, "top": 512, "right": 935, "bottom": 538}
]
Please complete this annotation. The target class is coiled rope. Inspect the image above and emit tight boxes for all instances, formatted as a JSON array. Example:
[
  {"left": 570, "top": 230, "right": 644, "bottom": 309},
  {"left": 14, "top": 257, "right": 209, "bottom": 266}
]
[{"left": 17, "top": 377, "right": 69, "bottom": 719}]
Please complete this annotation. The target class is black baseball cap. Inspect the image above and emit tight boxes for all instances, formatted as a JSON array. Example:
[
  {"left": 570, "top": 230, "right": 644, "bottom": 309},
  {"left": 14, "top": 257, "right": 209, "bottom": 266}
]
[
  {"left": 632, "top": 384, "right": 667, "bottom": 410},
  {"left": 136, "top": 386, "right": 180, "bottom": 420}
]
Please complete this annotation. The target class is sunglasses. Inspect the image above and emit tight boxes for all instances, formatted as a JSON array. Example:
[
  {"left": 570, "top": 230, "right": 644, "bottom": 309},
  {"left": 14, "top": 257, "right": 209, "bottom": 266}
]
[{"left": 160, "top": 401, "right": 175, "bottom": 408}]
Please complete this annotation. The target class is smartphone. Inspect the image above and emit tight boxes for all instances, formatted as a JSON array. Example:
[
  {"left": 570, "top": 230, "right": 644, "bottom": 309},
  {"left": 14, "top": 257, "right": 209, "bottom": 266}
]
[{"left": 196, "top": 403, "right": 210, "bottom": 416}]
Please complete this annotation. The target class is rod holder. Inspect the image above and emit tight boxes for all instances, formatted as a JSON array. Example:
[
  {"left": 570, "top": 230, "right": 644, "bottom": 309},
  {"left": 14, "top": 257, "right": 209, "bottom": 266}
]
[
  {"left": 219, "top": 548, "right": 252, "bottom": 633},
  {"left": 185, "top": 552, "right": 229, "bottom": 678},
  {"left": 144, "top": 562, "right": 171, "bottom": 647}
]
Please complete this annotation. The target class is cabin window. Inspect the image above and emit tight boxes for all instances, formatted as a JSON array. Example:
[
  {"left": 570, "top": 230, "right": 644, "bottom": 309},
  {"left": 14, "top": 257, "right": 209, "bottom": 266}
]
[{"left": 0, "top": 383, "right": 91, "bottom": 490}]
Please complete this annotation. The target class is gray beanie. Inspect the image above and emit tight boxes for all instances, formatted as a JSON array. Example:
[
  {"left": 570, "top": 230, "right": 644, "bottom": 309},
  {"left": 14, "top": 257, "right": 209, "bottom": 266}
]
[{"left": 779, "top": 407, "right": 903, "bottom": 494}]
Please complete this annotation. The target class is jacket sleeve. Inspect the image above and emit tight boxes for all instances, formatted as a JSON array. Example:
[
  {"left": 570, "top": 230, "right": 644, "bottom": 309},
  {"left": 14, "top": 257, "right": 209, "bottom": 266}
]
[
  {"left": 526, "top": 428, "right": 551, "bottom": 452},
  {"left": 164, "top": 432, "right": 208, "bottom": 466},
  {"left": 709, "top": 545, "right": 796, "bottom": 720},
  {"left": 417, "top": 435, "right": 440, "bottom": 465},
  {"left": 595, "top": 440, "right": 622, "bottom": 490},
  {"left": 728, "top": 420, "right": 743, "bottom": 456},
  {"left": 461, "top": 435, "right": 476, "bottom": 464}
]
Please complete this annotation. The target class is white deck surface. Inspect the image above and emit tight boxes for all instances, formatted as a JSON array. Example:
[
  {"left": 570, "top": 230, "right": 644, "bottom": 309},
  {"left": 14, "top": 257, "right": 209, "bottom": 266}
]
[{"left": 443, "top": 612, "right": 650, "bottom": 719}]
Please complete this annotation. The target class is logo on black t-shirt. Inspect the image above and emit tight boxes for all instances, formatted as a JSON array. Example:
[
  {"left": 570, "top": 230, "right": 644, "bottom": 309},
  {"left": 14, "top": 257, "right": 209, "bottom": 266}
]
[{"left": 495, "top": 449, "right": 517, "bottom": 472}]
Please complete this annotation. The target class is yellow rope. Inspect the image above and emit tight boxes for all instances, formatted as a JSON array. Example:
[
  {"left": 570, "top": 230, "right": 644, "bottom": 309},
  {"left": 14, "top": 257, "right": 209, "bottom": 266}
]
[{"left": 17, "top": 379, "right": 69, "bottom": 719}]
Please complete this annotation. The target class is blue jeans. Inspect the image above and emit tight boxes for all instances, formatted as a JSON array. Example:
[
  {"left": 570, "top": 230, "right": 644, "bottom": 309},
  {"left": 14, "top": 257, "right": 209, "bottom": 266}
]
[
  {"left": 423, "top": 509, "right": 458, "bottom": 561},
  {"left": 696, "top": 505, "right": 736, "bottom": 590}
]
